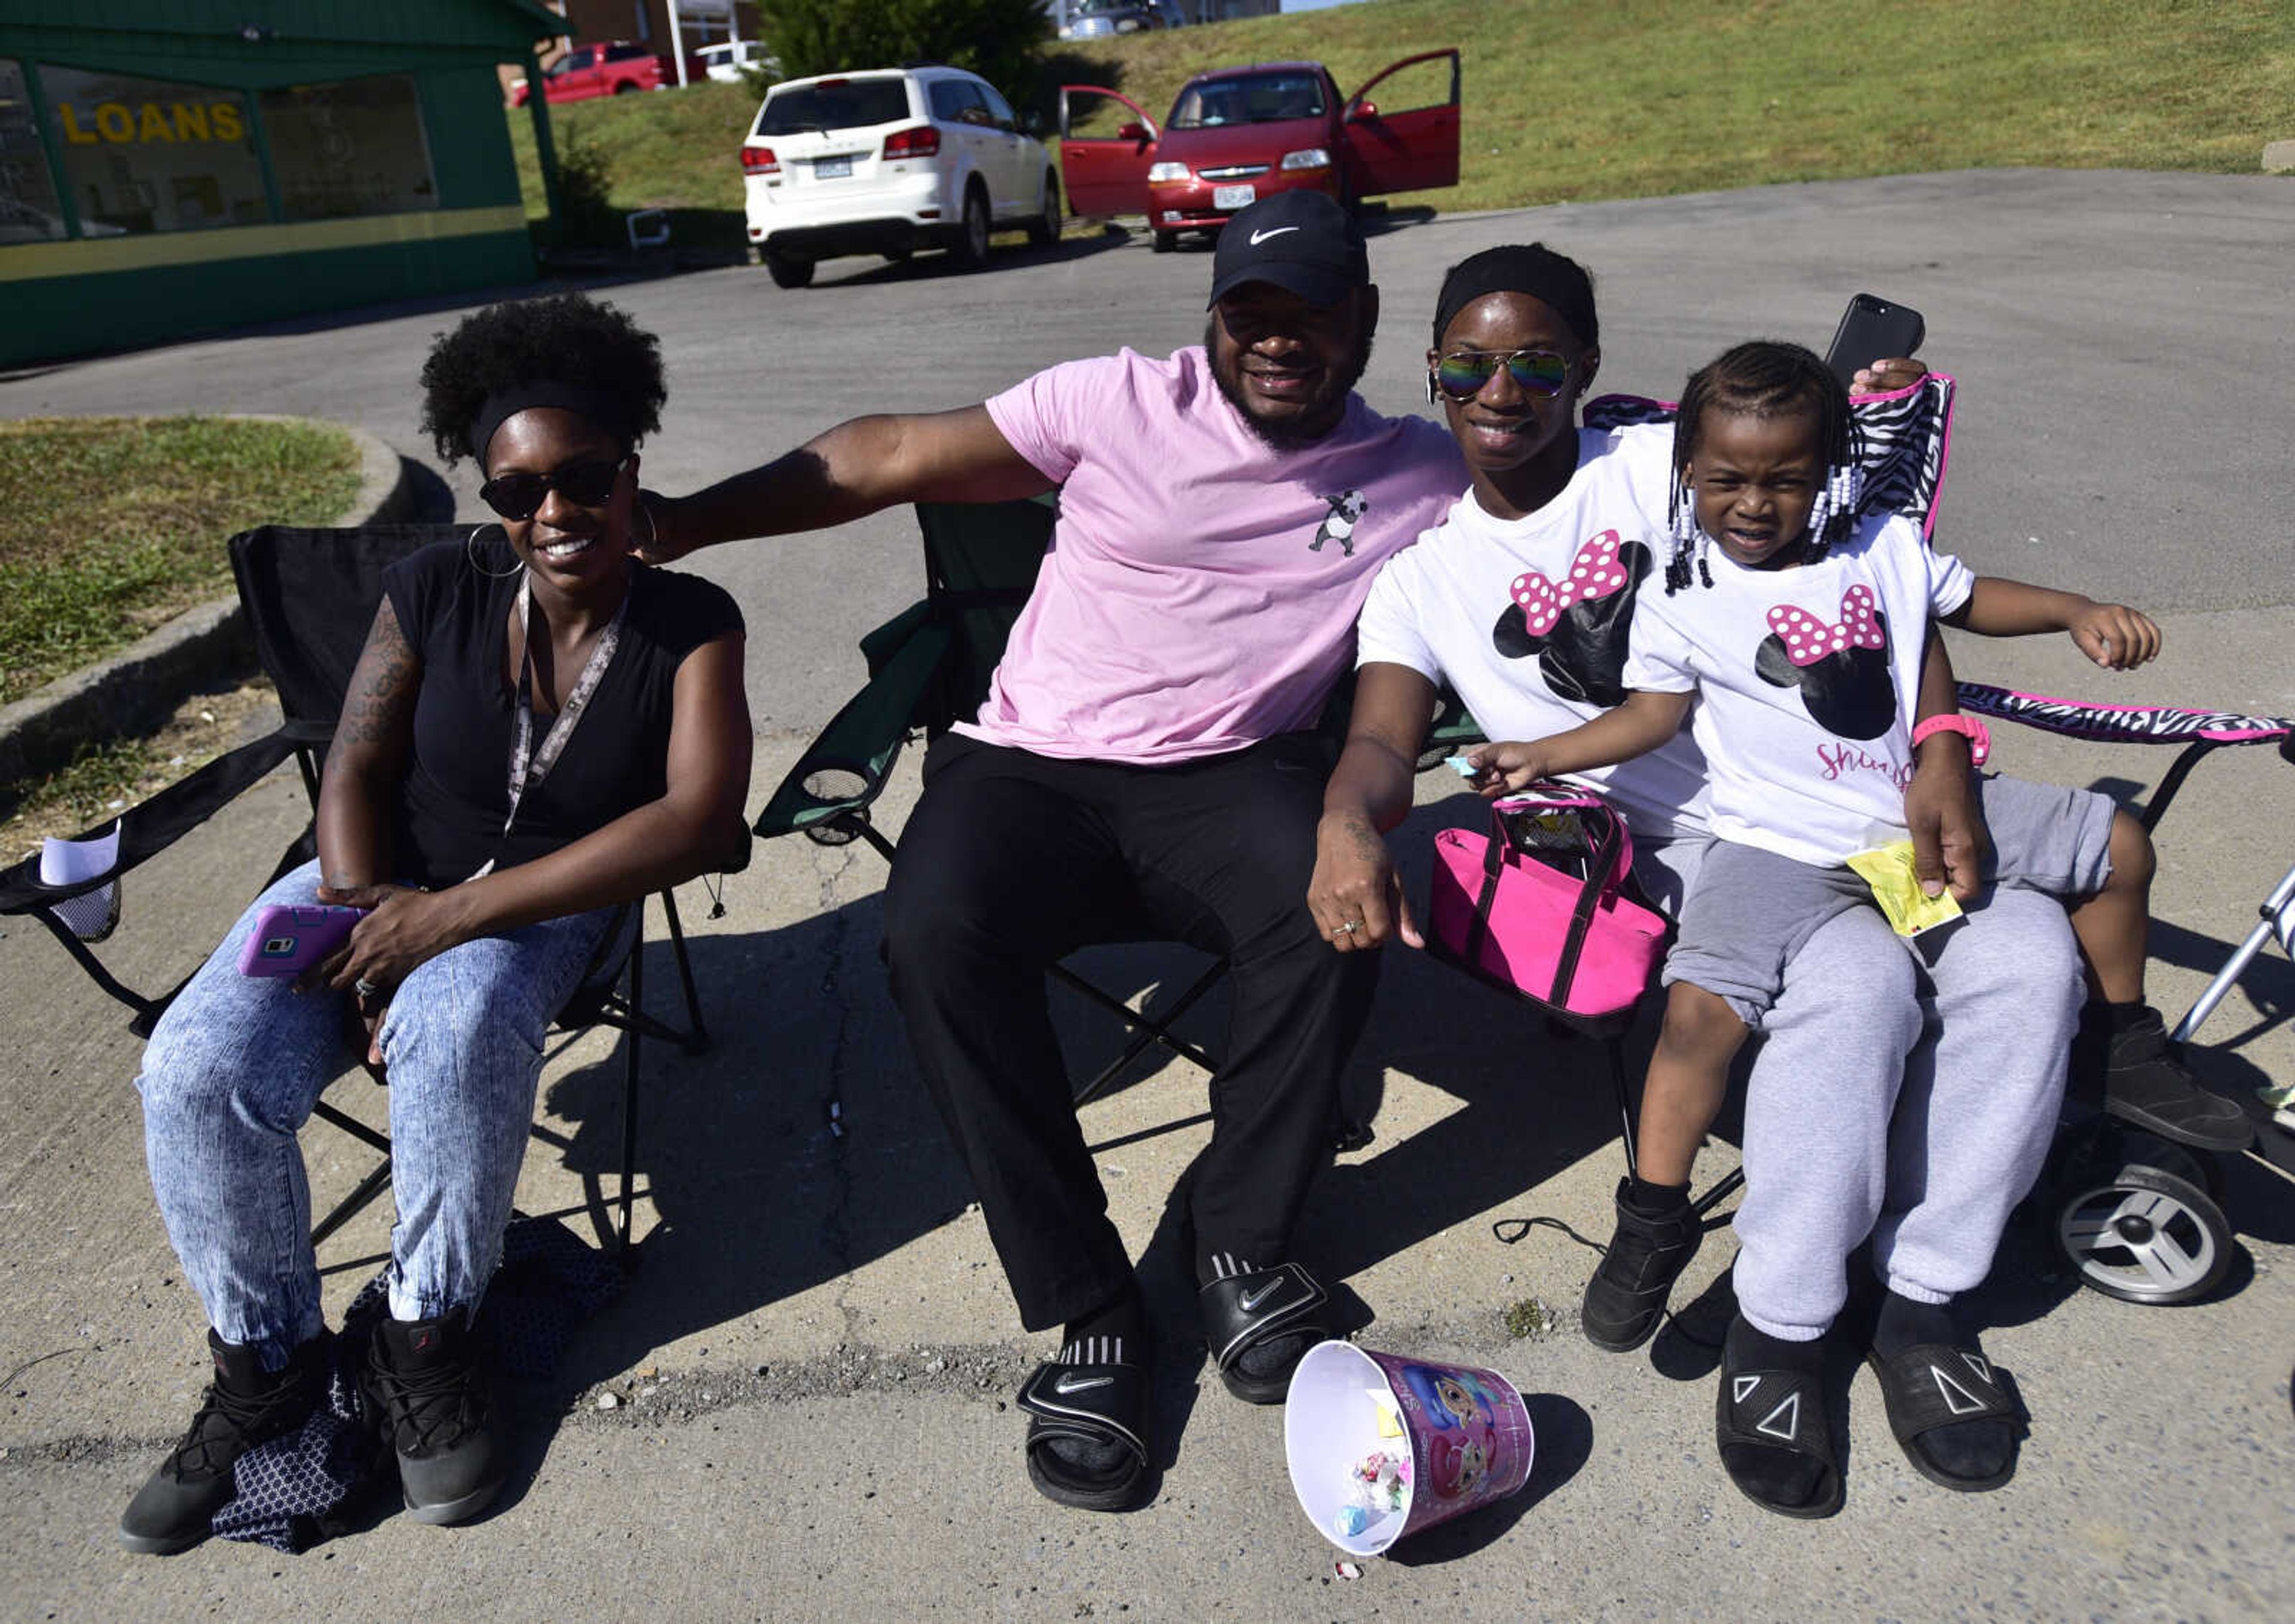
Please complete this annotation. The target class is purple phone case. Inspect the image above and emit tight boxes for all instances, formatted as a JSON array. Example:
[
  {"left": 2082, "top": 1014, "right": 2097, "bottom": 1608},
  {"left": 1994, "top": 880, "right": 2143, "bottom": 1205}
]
[{"left": 235, "top": 904, "right": 368, "bottom": 977}]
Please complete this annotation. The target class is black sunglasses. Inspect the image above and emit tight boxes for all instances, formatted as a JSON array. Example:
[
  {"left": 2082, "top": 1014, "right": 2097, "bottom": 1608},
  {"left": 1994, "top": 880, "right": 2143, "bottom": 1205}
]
[{"left": 478, "top": 455, "right": 629, "bottom": 521}]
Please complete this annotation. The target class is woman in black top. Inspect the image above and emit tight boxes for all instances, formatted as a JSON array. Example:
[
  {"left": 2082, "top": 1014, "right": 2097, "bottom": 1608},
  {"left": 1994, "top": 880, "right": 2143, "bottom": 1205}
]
[{"left": 121, "top": 294, "right": 751, "bottom": 1553}]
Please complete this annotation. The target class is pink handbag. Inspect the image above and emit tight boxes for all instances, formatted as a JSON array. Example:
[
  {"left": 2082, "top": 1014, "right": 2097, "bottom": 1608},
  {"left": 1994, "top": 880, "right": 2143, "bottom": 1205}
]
[{"left": 1427, "top": 785, "right": 1670, "bottom": 1022}]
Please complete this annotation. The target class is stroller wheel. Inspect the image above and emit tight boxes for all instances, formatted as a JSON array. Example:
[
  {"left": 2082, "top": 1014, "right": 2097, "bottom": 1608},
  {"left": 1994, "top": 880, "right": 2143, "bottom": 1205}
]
[{"left": 2055, "top": 1156, "right": 2231, "bottom": 1306}]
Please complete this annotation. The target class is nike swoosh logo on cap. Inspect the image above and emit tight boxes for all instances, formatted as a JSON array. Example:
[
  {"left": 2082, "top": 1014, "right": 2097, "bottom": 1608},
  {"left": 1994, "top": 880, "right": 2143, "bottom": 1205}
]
[{"left": 1249, "top": 226, "right": 1301, "bottom": 246}]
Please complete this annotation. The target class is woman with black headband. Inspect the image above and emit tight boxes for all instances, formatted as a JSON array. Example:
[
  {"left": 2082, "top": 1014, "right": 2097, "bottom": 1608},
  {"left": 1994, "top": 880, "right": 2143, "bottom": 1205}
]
[
  {"left": 1311, "top": 247, "right": 2082, "bottom": 1516},
  {"left": 120, "top": 293, "right": 751, "bottom": 1554}
]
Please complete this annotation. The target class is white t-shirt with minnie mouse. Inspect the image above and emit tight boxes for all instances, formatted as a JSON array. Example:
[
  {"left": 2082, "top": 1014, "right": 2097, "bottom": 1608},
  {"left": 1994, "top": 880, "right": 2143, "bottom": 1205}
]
[
  {"left": 1621, "top": 511, "right": 1975, "bottom": 867},
  {"left": 1356, "top": 421, "right": 1713, "bottom": 840}
]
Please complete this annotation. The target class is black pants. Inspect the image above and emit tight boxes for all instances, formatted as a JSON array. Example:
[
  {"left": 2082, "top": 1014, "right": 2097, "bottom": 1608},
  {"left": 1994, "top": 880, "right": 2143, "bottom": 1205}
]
[{"left": 883, "top": 730, "right": 1380, "bottom": 1332}]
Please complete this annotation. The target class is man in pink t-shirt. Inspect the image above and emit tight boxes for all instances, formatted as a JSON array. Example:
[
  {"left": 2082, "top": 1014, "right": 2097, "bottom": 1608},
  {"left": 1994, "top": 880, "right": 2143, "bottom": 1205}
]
[{"left": 646, "top": 192, "right": 1462, "bottom": 1510}]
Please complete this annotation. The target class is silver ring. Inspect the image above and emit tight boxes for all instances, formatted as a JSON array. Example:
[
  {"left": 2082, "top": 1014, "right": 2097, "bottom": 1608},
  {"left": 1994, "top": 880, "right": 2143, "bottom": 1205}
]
[
  {"left": 1336, "top": 920, "right": 1360, "bottom": 935},
  {"left": 354, "top": 977, "right": 381, "bottom": 1000}
]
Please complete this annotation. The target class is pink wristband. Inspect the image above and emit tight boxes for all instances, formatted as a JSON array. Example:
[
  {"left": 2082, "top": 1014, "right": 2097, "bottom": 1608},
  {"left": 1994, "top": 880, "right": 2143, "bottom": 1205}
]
[{"left": 1911, "top": 712, "right": 1990, "bottom": 767}]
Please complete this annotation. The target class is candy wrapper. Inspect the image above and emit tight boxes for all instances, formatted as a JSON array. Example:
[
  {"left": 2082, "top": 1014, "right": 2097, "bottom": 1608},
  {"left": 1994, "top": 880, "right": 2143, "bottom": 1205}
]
[
  {"left": 1351, "top": 1449, "right": 1410, "bottom": 1514},
  {"left": 1846, "top": 840, "right": 1964, "bottom": 938}
]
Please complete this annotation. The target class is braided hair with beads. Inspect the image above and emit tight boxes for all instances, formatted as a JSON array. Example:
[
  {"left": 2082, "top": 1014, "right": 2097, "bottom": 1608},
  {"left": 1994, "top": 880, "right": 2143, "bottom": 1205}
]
[{"left": 1664, "top": 340, "right": 1864, "bottom": 594}]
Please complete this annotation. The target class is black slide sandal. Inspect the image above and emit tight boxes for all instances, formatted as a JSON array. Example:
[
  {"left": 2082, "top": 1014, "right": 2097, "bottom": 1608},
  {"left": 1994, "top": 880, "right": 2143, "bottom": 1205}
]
[
  {"left": 1198, "top": 1262, "right": 1329, "bottom": 1405},
  {"left": 1017, "top": 1359, "right": 1151, "bottom": 1512},
  {"left": 1715, "top": 1360, "right": 1843, "bottom": 1519},
  {"left": 1863, "top": 1342, "right": 2020, "bottom": 1492}
]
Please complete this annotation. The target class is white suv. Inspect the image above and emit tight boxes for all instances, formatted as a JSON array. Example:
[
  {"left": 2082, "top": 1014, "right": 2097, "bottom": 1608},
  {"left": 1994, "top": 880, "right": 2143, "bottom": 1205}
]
[{"left": 740, "top": 66, "right": 1061, "bottom": 287}]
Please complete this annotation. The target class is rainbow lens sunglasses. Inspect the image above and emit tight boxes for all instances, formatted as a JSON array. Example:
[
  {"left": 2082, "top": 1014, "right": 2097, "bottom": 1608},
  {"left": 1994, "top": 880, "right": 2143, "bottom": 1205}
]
[
  {"left": 1430, "top": 347, "right": 1572, "bottom": 402},
  {"left": 477, "top": 456, "right": 629, "bottom": 521}
]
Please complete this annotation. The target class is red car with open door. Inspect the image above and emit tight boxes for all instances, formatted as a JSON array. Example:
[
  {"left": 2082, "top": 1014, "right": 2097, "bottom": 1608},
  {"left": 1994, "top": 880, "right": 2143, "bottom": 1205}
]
[{"left": 1060, "top": 51, "right": 1459, "bottom": 251}]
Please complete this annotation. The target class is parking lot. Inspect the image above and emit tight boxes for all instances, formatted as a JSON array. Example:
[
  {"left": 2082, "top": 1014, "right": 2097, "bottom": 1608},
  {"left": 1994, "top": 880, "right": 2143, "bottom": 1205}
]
[{"left": 3, "top": 168, "right": 2292, "bottom": 1617}]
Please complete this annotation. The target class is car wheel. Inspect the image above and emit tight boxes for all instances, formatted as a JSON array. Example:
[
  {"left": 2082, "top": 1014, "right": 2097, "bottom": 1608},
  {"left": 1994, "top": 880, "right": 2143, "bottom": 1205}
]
[
  {"left": 762, "top": 250, "right": 813, "bottom": 289},
  {"left": 613, "top": 81, "right": 641, "bottom": 95},
  {"left": 948, "top": 183, "right": 992, "bottom": 270},
  {"left": 1026, "top": 172, "right": 1061, "bottom": 246},
  {"left": 1150, "top": 230, "right": 1177, "bottom": 254}
]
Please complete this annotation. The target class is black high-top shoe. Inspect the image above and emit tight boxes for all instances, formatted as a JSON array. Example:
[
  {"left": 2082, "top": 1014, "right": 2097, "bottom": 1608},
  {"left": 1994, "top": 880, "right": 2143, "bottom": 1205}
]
[
  {"left": 119, "top": 1330, "right": 329, "bottom": 1555},
  {"left": 363, "top": 1308, "right": 506, "bottom": 1525}
]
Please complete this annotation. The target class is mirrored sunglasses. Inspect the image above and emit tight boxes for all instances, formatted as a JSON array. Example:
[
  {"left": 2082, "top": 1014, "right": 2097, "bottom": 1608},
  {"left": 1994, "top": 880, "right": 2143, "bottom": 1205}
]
[
  {"left": 478, "top": 456, "right": 629, "bottom": 521},
  {"left": 1431, "top": 348, "right": 1572, "bottom": 402}
]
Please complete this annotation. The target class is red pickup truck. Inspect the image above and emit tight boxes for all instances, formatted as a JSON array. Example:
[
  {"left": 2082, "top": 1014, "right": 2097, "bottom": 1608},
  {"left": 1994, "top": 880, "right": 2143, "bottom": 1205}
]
[{"left": 511, "top": 42, "right": 696, "bottom": 106}]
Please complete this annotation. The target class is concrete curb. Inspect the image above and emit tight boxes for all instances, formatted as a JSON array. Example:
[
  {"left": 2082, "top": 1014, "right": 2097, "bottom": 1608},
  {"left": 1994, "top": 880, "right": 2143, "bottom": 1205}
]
[{"left": 0, "top": 418, "right": 415, "bottom": 789}]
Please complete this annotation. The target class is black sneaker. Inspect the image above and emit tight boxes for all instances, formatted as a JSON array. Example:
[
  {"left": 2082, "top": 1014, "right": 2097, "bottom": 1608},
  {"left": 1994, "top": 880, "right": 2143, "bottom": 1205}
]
[
  {"left": 363, "top": 1309, "right": 506, "bottom": 1525},
  {"left": 2100, "top": 1007, "right": 2253, "bottom": 1153},
  {"left": 118, "top": 1331, "right": 329, "bottom": 1555},
  {"left": 1582, "top": 1180, "right": 1702, "bottom": 1352}
]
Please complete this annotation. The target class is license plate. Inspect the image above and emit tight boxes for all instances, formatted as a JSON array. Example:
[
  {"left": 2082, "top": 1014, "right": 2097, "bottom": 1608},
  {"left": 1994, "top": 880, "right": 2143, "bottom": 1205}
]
[
  {"left": 1212, "top": 183, "right": 1256, "bottom": 210},
  {"left": 814, "top": 156, "right": 852, "bottom": 179}
]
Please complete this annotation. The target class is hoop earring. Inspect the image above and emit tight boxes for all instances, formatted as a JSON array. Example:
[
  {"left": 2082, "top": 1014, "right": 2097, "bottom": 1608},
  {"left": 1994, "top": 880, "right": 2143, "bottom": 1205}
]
[{"left": 464, "top": 521, "right": 524, "bottom": 579}]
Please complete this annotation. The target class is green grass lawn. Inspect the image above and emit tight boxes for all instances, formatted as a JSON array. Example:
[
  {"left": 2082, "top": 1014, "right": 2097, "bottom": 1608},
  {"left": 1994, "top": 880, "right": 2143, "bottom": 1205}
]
[
  {"left": 0, "top": 417, "right": 363, "bottom": 707},
  {"left": 506, "top": 0, "right": 2290, "bottom": 227}
]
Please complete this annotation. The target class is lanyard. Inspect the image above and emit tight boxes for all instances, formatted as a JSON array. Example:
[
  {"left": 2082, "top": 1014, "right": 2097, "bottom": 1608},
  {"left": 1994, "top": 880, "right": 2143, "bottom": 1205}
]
[{"left": 470, "top": 572, "right": 625, "bottom": 880}]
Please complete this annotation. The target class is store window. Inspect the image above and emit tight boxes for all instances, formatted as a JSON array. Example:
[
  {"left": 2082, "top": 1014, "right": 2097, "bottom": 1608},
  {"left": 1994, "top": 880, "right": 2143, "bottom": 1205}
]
[
  {"left": 40, "top": 64, "right": 265, "bottom": 235},
  {"left": 261, "top": 76, "right": 436, "bottom": 222},
  {"left": 1, "top": 59, "right": 68, "bottom": 243}
]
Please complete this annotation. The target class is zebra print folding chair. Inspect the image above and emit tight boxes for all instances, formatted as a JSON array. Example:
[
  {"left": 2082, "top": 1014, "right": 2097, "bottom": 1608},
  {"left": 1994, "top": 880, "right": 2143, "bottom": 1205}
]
[{"left": 1952, "top": 681, "right": 2295, "bottom": 1302}]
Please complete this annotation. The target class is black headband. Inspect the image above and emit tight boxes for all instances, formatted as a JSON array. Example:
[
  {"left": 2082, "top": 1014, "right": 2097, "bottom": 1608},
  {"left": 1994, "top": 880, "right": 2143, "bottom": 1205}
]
[
  {"left": 1431, "top": 245, "right": 1599, "bottom": 351},
  {"left": 467, "top": 381, "right": 641, "bottom": 463}
]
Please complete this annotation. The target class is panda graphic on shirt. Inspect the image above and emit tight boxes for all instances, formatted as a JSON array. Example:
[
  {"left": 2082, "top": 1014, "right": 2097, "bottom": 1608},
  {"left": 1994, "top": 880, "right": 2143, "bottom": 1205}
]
[{"left": 1489, "top": 529, "right": 1656, "bottom": 709}]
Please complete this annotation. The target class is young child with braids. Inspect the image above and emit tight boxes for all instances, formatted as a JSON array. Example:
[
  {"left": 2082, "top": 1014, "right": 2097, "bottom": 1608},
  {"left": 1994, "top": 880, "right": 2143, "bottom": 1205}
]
[{"left": 1465, "top": 339, "right": 2228, "bottom": 1503}]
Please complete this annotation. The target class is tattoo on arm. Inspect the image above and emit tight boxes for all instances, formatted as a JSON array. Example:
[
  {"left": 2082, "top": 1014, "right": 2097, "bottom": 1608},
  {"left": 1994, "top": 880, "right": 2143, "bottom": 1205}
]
[{"left": 329, "top": 600, "right": 420, "bottom": 760}]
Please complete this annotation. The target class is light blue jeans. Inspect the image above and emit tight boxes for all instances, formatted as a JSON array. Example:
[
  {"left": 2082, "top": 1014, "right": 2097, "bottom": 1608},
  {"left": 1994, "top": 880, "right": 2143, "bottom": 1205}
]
[{"left": 135, "top": 859, "right": 616, "bottom": 1368}]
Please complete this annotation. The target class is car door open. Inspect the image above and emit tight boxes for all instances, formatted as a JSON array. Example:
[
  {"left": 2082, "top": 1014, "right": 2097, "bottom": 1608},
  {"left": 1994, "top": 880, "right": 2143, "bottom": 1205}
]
[
  {"left": 1059, "top": 85, "right": 1159, "bottom": 217},
  {"left": 1340, "top": 49, "right": 1461, "bottom": 200}
]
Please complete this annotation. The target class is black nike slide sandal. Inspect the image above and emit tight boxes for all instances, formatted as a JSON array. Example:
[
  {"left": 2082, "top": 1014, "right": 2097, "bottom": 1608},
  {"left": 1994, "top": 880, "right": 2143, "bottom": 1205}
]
[
  {"left": 1017, "top": 1359, "right": 1152, "bottom": 1512},
  {"left": 1199, "top": 1262, "right": 1329, "bottom": 1405}
]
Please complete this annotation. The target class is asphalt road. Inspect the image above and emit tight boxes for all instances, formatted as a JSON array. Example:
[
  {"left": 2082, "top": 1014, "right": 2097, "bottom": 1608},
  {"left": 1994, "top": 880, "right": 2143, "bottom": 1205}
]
[
  {"left": 5, "top": 167, "right": 2291, "bottom": 733},
  {"left": 2, "top": 169, "right": 2291, "bottom": 1619}
]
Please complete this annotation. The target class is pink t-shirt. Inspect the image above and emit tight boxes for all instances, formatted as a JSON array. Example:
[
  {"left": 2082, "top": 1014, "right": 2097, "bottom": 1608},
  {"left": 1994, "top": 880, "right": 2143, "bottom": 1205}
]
[{"left": 967, "top": 345, "right": 1464, "bottom": 763}]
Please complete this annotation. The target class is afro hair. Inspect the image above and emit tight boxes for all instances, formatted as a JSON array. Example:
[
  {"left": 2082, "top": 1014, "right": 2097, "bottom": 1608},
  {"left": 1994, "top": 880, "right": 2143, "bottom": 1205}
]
[{"left": 418, "top": 292, "right": 666, "bottom": 465}]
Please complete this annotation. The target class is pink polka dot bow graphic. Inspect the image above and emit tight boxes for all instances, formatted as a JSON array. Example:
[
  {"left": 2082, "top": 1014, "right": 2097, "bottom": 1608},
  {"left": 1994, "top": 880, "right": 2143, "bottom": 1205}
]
[
  {"left": 1508, "top": 531, "right": 1632, "bottom": 637},
  {"left": 1767, "top": 585, "right": 1886, "bottom": 667}
]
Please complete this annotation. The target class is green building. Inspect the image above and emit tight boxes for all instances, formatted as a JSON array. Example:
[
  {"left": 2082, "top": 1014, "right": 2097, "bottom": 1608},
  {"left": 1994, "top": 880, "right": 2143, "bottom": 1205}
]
[{"left": 0, "top": 1, "right": 569, "bottom": 368}]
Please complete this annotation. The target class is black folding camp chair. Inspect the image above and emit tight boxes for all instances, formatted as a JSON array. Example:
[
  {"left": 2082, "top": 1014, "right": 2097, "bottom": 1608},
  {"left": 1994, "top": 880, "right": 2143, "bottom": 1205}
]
[
  {"left": 753, "top": 496, "right": 1487, "bottom": 1112},
  {"left": 0, "top": 523, "right": 726, "bottom": 1250},
  {"left": 752, "top": 497, "right": 1223, "bottom": 1105}
]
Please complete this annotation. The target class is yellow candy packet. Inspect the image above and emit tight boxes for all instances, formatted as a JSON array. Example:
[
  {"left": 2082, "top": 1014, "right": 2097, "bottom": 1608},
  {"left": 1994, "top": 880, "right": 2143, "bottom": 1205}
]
[
  {"left": 1371, "top": 1390, "right": 1405, "bottom": 1439},
  {"left": 1846, "top": 840, "right": 1964, "bottom": 938}
]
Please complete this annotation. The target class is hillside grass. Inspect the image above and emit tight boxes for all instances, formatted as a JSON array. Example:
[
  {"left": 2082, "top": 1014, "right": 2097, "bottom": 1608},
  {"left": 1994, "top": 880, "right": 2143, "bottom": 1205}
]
[
  {"left": 0, "top": 417, "right": 362, "bottom": 707},
  {"left": 506, "top": 0, "right": 2291, "bottom": 227}
]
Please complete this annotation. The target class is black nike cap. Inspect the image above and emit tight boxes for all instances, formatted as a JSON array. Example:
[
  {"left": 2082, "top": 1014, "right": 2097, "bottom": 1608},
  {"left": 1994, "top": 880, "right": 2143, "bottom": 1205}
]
[{"left": 1206, "top": 190, "right": 1370, "bottom": 310}]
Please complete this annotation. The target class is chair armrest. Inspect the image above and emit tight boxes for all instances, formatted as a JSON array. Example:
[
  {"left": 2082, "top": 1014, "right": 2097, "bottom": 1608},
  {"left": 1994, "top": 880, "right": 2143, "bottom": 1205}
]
[
  {"left": 0, "top": 724, "right": 302, "bottom": 914},
  {"left": 753, "top": 618, "right": 954, "bottom": 840},
  {"left": 1957, "top": 681, "right": 2295, "bottom": 747},
  {"left": 859, "top": 601, "right": 934, "bottom": 678}
]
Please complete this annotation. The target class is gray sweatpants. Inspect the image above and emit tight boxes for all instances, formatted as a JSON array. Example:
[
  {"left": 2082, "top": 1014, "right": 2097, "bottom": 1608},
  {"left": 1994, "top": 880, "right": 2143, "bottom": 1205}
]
[
  {"left": 1665, "top": 775, "right": 2117, "bottom": 1027},
  {"left": 1634, "top": 825, "right": 2086, "bottom": 1341}
]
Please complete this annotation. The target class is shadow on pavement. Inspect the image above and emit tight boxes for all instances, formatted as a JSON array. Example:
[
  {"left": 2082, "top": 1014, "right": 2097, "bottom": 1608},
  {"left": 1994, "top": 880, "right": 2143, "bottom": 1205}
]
[
  {"left": 1386, "top": 1391, "right": 1592, "bottom": 1565},
  {"left": 448, "top": 790, "right": 2290, "bottom": 1517},
  {"left": 801, "top": 225, "right": 1132, "bottom": 292}
]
